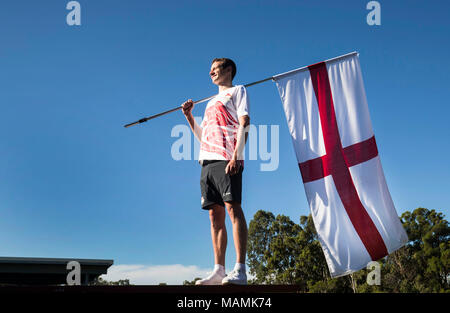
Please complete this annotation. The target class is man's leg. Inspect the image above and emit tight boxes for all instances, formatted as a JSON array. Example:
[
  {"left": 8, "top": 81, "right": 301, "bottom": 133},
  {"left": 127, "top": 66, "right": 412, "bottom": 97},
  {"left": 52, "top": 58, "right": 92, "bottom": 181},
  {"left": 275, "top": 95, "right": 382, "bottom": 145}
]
[
  {"left": 221, "top": 201, "right": 248, "bottom": 285},
  {"left": 224, "top": 201, "right": 248, "bottom": 265},
  {"left": 195, "top": 203, "right": 227, "bottom": 285},
  {"left": 209, "top": 204, "right": 227, "bottom": 266}
]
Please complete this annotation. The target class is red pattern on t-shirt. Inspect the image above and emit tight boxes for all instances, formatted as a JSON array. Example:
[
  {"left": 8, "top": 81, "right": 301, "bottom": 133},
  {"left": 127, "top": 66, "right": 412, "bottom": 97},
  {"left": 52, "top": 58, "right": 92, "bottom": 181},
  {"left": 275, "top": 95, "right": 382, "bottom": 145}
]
[{"left": 201, "top": 101, "right": 239, "bottom": 159}]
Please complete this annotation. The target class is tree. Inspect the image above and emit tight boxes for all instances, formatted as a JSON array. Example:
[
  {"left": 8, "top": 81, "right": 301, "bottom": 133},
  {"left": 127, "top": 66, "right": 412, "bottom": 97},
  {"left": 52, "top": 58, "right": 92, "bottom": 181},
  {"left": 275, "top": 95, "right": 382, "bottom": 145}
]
[
  {"left": 247, "top": 210, "right": 352, "bottom": 292},
  {"left": 90, "top": 277, "right": 131, "bottom": 286},
  {"left": 247, "top": 211, "right": 305, "bottom": 285},
  {"left": 183, "top": 278, "right": 202, "bottom": 285},
  {"left": 382, "top": 208, "right": 449, "bottom": 292},
  {"left": 246, "top": 208, "right": 449, "bottom": 293}
]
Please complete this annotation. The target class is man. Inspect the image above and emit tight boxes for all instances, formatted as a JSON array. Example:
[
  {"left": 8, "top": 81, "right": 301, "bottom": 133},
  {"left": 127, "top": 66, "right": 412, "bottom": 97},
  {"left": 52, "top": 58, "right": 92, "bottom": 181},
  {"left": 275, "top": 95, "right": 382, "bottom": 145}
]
[{"left": 181, "top": 58, "right": 250, "bottom": 285}]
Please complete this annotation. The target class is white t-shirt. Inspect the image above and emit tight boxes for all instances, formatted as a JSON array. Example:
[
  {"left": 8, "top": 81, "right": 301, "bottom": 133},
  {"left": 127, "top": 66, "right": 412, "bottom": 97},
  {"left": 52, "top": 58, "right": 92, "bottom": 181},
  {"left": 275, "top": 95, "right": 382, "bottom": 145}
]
[{"left": 198, "top": 85, "right": 250, "bottom": 161}]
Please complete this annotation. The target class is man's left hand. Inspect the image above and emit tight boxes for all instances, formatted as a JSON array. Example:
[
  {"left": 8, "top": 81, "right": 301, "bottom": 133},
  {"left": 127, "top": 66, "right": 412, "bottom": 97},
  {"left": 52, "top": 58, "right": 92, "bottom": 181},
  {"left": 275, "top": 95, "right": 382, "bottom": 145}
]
[{"left": 225, "top": 159, "right": 240, "bottom": 176}]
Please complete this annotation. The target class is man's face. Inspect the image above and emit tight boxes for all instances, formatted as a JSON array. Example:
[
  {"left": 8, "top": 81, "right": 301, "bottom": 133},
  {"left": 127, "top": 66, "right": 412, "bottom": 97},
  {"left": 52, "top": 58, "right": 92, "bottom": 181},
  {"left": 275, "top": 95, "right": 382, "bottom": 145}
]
[{"left": 210, "top": 61, "right": 231, "bottom": 85}]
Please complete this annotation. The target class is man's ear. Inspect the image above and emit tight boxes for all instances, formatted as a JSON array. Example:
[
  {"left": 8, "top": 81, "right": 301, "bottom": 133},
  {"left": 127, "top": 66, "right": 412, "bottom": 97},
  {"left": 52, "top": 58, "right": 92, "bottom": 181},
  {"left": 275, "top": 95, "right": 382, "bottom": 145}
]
[{"left": 225, "top": 66, "right": 232, "bottom": 77}]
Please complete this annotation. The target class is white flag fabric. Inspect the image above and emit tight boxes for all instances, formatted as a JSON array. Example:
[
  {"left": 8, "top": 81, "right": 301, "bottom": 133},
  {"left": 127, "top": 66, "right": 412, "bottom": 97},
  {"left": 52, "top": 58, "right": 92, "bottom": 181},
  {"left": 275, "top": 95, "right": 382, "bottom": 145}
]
[{"left": 274, "top": 53, "right": 408, "bottom": 278}]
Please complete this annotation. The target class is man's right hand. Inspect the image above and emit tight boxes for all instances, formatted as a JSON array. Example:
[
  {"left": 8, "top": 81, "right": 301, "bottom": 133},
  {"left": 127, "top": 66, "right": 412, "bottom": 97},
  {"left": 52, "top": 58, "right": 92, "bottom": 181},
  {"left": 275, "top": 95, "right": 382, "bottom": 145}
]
[
  {"left": 181, "top": 99, "right": 194, "bottom": 117},
  {"left": 181, "top": 99, "right": 202, "bottom": 141}
]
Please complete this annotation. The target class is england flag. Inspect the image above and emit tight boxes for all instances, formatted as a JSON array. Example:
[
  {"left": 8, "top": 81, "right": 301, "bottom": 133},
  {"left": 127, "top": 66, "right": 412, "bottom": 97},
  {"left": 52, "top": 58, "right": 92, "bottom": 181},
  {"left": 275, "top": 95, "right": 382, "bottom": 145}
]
[{"left": 274, "top": 52, "right": 408, "bottom": 277}]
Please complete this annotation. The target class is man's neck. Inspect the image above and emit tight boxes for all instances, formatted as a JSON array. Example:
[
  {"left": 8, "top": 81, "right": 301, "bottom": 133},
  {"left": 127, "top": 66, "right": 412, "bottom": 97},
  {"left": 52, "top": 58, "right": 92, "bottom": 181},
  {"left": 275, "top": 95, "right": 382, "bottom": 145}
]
[{"left": 218, "top": 82, "right": 233, "bottom": 93}]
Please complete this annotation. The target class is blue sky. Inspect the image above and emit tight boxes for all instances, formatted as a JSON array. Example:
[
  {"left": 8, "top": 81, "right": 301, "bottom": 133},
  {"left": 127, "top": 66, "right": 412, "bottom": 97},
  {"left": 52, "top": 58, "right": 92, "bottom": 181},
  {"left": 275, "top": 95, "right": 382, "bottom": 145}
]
[{"left": 0, "top": 0, "right": 449, "bottom": 284}]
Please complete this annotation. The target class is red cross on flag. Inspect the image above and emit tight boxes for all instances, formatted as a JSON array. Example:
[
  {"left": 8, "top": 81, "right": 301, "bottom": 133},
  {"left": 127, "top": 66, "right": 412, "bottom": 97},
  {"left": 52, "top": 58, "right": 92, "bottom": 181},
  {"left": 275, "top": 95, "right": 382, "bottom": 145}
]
[{"left": 274, "top": 52, "right": 408, "bottom": 278}]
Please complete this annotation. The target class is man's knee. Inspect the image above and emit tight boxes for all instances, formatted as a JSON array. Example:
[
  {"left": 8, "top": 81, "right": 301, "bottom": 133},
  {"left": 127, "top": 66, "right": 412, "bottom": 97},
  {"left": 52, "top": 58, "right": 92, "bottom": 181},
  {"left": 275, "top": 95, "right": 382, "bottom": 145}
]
[
  {"left": 209, "top": 204, "right": 226, "bottom": 229},
  {"left": 225, "top": 202, "right": 245, "bottom": 221}
]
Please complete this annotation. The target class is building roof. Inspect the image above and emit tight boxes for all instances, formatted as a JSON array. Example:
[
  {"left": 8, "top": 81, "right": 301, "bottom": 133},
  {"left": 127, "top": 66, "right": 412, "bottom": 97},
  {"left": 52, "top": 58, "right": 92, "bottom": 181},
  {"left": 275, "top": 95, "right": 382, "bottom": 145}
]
[{"left": 0, "top": 256, "right": 114, "bottom": 285}]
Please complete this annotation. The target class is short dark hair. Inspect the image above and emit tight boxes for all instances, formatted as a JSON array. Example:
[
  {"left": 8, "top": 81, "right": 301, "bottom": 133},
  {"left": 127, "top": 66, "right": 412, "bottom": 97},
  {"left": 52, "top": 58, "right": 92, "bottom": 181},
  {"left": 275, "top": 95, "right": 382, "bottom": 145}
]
[{"left": 212, "top": 58, "right": 236, "bottom": 80}]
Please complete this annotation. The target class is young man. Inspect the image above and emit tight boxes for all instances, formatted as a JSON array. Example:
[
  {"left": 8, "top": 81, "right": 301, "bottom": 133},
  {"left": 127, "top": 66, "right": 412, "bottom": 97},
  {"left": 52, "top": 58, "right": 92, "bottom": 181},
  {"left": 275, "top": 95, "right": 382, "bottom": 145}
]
[{"left": 181, "top": 58, "right": 250, "bottom": 285}]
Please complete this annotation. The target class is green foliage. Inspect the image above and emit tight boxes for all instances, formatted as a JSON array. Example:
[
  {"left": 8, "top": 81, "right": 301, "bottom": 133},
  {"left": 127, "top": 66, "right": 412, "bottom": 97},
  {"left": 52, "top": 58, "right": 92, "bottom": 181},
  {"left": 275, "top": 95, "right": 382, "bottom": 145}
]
[
  {"left": 383, "top": 208, "right": 449, "bottom": 292},
  {"left": 183, "top": 277, "right": 202, "bottom": 285},
  {"left": 247, "top": 207, "right": 449, "bottom": 293},
  {"left": 90, "top": 277, "right": 131, "bottom": 286}
]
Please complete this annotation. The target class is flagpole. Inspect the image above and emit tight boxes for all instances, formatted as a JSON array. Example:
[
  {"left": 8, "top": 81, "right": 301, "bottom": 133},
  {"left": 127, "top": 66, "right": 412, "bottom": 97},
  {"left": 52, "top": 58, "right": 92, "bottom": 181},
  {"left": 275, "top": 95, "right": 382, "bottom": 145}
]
[
  {"left": 123, "top": 51, "right": 358, "bottom": 128},
  {"left": 123, "top": 76, "right": 275, "bottom": 128}
]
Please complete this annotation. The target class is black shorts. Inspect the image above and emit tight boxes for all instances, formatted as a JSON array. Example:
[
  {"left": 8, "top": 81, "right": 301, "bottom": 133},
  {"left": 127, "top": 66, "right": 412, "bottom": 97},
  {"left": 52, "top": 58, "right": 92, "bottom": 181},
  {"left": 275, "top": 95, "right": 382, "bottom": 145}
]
[{"left": 200, "top": 160, "right": 243, "bottom": 210}]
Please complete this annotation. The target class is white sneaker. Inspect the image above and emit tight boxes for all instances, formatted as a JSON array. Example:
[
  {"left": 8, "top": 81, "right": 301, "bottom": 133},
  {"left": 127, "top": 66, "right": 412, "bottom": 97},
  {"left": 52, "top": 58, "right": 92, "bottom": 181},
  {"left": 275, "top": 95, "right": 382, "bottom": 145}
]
[
  {"left": 221, "top": 269, "right": 247, "bottom": 285},
  {"left": 195, "top": 270, "right": 226, "bottom": 285}
]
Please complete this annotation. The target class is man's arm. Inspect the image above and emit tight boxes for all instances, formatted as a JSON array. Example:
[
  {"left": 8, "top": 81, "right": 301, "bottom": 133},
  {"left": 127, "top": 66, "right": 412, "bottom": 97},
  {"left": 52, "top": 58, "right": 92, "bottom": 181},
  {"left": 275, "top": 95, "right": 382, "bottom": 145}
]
[
  {"left": 181, "top": 99, "right": 203, "bottom": 141},
  {"left": 225, "top": 115, "right": 250, "bottom": 175}
]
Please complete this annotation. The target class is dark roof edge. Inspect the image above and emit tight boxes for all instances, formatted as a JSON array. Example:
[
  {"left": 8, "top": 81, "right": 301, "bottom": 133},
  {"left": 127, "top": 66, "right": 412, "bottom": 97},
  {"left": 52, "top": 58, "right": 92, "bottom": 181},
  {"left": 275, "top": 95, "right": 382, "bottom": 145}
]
[{"left": 0, "top": 256, "right": 114, "bottom": 266}]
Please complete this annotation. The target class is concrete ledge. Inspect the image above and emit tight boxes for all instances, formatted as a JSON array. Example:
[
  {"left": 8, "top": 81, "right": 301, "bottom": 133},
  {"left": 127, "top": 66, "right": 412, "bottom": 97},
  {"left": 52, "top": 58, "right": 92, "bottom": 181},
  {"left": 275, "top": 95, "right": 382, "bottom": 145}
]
[{"left": 0, "top": 284, "right": 303, "bottom": 293}]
